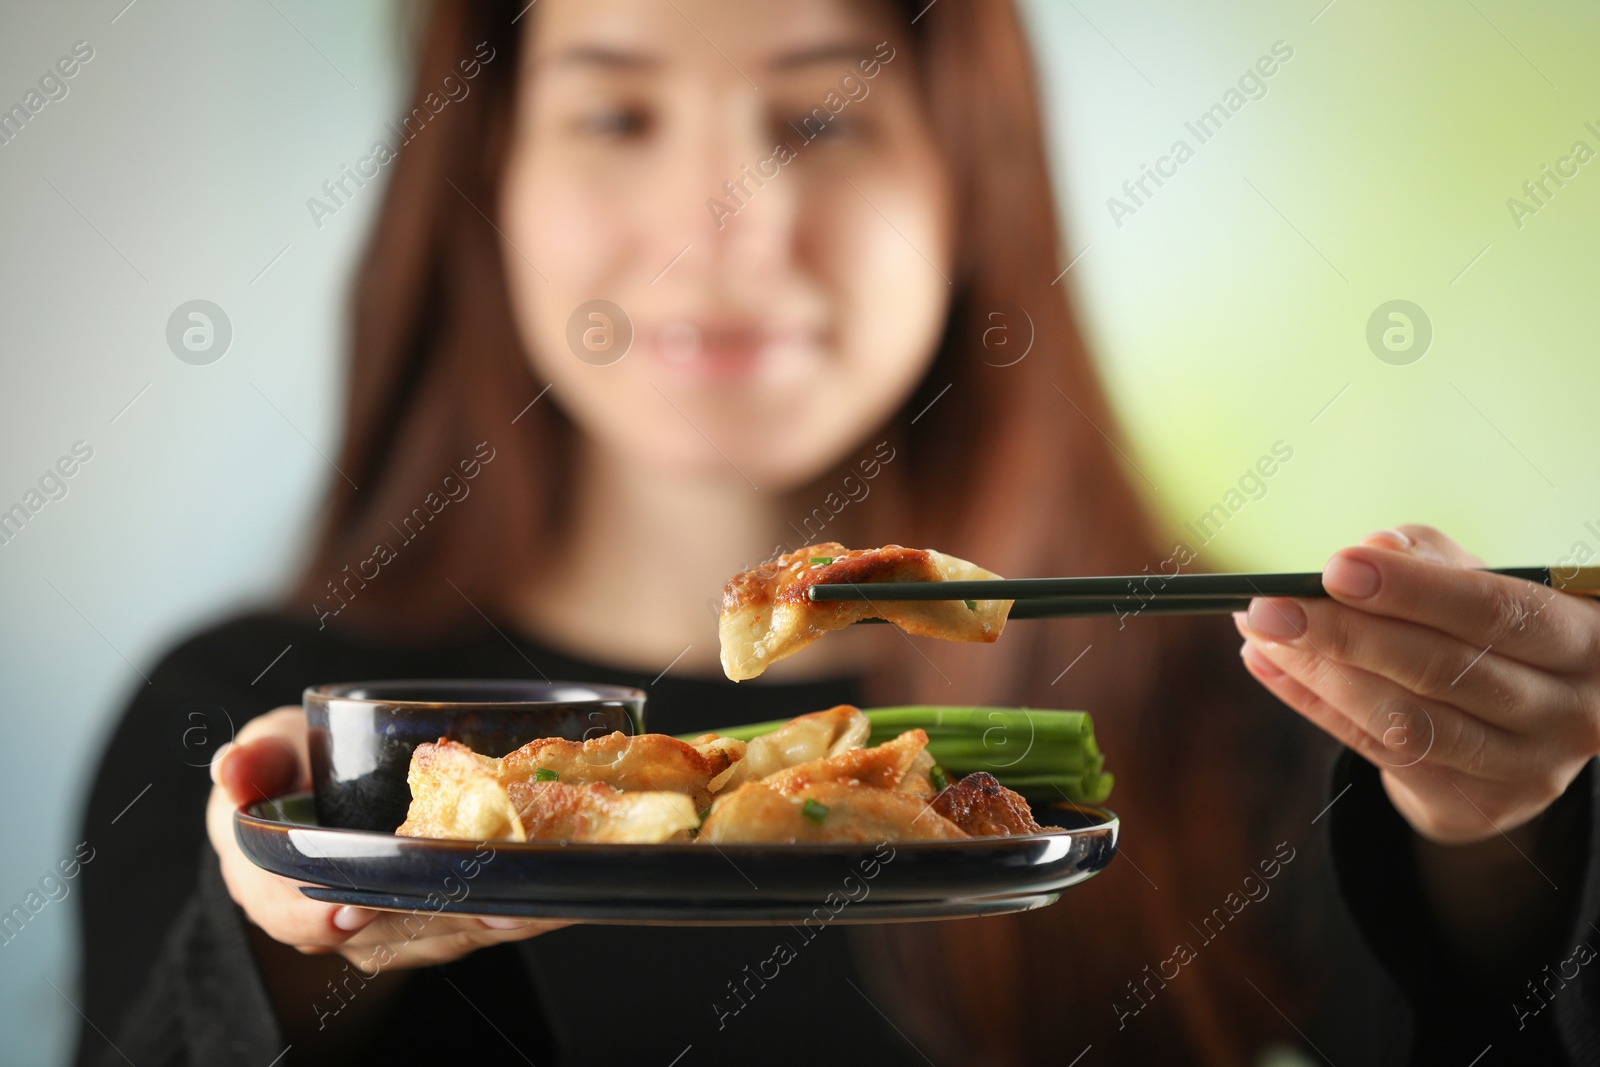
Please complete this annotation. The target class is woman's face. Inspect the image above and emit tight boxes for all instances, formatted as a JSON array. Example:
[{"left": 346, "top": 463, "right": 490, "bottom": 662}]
[{"left": 501, "top": 0, "right": 952, "bottom": 492}]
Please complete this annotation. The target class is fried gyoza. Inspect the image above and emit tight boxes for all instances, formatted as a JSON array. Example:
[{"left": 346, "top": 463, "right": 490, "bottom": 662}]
[
  {"left": 395, "top": 740, "right": 526, "bottom": 842},
  {"left": 760, "top": 728, "right": 929, "bottom": 795},
  {"left": 698, "top": 780, "right": 968, "bottom": 844},
  {"left": 396, "top": 738, "right": 703, "bottom": 843},
  {"left": 719, "top": 543, "right": 1012, "bottom": 681},
  {"left": 930, "top": 771, "right": 1049, "bottom": 837},
  {"left": 740, "top": 704, "right": 871, "bottom": 781},
  {"left": 507, "top": 780, "right": 698, "bottom": 843},
  {"left": 396, "top": 710, "right": 1050, "bottom": 846},
  {"left": 501, "top": 730, "right": 744, "bottom": 810},
  {"left": 897, "top": 747, "right": 940, "bottom": 800}
]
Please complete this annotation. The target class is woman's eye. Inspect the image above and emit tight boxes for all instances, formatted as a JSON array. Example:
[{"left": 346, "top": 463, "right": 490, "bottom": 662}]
[
  {"left": 782, "top": 113, "right": 854, "bottom": 143},
  {"left": 582, "top": 107, "right": 653, "bottom": 140}
]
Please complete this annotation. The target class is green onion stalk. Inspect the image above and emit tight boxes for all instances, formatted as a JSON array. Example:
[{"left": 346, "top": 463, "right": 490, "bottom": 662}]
[{"left": 678, "top": 706, "right": 1113, "bottom": 804}]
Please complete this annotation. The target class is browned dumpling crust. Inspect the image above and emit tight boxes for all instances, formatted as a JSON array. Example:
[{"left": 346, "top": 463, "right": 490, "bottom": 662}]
[
  {"left": 396, "top": 739, "right": 526, "bottom": 842},
  {"left": 506, "top": 780, "right": 698, "bottom": 843},
  {"left": 502, "top": 731, "right": 744, "bottom": 811},
  {"left": 396, "top": 737, "right": 706, "bottom": 843},
  {"left": 697, "top": 780, "right": 968, "bottom": 844},
  {"left": 396, "top": 707, "right": 1052, "bottom": 845},
  {"left": 718, "top": 543, "right": 1012, "bottom": 681}
]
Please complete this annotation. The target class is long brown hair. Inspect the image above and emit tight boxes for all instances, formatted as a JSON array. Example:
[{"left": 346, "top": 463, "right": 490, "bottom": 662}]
[{"left": 293, "top": 2, "right": 1333, "bottom": 1061}]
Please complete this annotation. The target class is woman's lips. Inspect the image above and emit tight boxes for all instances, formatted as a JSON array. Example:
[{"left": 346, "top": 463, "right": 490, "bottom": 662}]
[{"left": 647, "top": 320, "right": 817, "bottom": 382}]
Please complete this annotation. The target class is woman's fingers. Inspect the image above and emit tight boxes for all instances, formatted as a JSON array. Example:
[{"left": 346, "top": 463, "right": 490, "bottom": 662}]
[
  {"left": 1239, "top": 641, "right": 1378, "bottom": 757},
  {"left": 1238, "top": 639, "right": 1557, "bottom": 840},
  {"left": 1379, "top": 524, "right": 1482, "bottom": 567},
  {"left": 205, "top": 706, "right": 368, "bottom": 950},
  {"left": 1238, "top": 525, "right": 1600, "bottom": 843},
  {"left": 1240, "top": 596, "right": 1572, "bottom": 735},
  {"left": 204, "top": 705, "right": 564, "bottom": 966},
  {"left": 213, "top": 737, "right": 301, "bottom": 805},
  {"left": 1235, "top": 617, "right": 1520, "bottom": 780},
  {"left": 1319, "top": 529, "right": 1600, "bottom": 673},
  {"left": 210, "top": 706, "right": 314, "bottom": 802},
  {"left": 335, "top": 913, "right": 567, "bottom": 972},
  {"left": 208, "top": 795, "right": 372, "bottom": 950}
]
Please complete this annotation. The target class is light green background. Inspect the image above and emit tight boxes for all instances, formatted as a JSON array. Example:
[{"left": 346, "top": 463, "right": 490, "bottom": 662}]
[{"left": 1025, "top": 0, "right": 1600, "bottom": 571}]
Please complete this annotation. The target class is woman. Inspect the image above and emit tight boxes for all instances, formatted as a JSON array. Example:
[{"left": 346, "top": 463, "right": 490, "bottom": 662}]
[{"left": 76, "top": 1, "right": 1600, "bottom": 1064}]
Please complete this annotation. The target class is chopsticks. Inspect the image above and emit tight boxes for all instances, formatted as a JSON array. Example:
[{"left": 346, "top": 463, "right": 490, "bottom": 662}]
[{"left": 818, "top": 566, "right": 1600, "bottom": 621}]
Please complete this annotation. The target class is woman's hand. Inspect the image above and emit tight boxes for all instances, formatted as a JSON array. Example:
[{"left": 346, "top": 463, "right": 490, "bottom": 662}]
[
  {"left": 1235, "top": 525, "right": 1600, "bottom": 845},
  {"left": 205, "top": 706, "right": 564, "bottom": 973}
]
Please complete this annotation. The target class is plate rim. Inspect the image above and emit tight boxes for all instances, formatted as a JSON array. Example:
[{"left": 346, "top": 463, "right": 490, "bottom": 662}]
[{"left": 237, "top": 790, "right": 1119, "bottom": 855}]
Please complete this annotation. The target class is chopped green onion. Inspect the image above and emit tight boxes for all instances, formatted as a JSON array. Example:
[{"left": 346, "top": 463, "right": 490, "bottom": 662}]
[
  {"left": 930, "top": 764, "right": 950, "bottom": 791},
  {"left": 964, "top": 599, "right": 977, "bottom": 612},
  {"left": 809, "top": 556, "right": 834, "bottom": 566},
  {"left": 801, "top": 798, "right": 830, "bottom": 824},
  {"left": 697, "top": 806, "right": 712, "bottom": 822},
  {"left": 533, "top": 767, "right": 559, "bottom": 782}
]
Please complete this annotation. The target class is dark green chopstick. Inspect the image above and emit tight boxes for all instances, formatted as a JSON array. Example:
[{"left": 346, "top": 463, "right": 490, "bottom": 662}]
[
  {"left": 853, "top": 595, "right": 1250, "bottom": 621},
  {"left": 815, "top": 565, "right": 1600, "bottom": 608}
]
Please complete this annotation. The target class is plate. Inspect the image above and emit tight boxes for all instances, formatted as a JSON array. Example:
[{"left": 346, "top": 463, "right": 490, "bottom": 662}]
[{"left": 236, "top": 792, "right": 1118, "bottom": 924}]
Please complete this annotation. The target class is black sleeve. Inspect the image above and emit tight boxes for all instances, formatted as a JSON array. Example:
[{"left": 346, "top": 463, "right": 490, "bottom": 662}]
[
  {"left": 1328, "top": 750, "right": 1600, "bottom": 1065},
  {"left": 81, "top": 844, "right": 556, "bottom": 1067},
  {"left": 73, "top": 616, "right": 562, "bottom": 1067},
  {"left": 78, "top": 850, "right": 287, "bottom": 1066},
  {"left": 74, "top": 617, "right": 307, "bottom": 1065}
]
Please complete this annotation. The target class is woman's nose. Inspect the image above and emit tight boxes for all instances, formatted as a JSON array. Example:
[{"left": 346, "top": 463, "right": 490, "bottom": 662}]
[{"left": 656, "top": 94, "right": 802, "bottom": 286}]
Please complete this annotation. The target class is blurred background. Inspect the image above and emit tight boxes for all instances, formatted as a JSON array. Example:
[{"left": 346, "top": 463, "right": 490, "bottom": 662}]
[{"left": 0, "top": 0, "right": 1595, "bottom": 1061}]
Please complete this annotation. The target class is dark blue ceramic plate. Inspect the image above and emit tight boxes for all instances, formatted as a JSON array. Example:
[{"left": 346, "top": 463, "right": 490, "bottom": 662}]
[{"left": 236, "top": 793, "right": 1118, "bottom": 924}]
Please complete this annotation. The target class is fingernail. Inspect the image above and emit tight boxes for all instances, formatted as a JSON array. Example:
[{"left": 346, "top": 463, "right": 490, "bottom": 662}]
[
  {"left": 1245, "top": 597, "right": 1306, "bottom": 641},
  {"left": 1324, "top": 555, "right": 1380, "bottom": 599},
  {"left": 332, "top": 906, "right": 378, "bottom": 932},
  {"left": 1361, "top": 528, "right": 1412, "bottom": 551},
  {"left": 479, "top": 916, "right": 531, "bottom": 930},
  {"left": 1231, "top": 610, "right": 1248, "bottom": 630},
  {"left": 209, "top": 742, "right": 236, "bottom": 787},
  {"left": 1239, "top": 641, "right": 1284, "bottom": 680}
]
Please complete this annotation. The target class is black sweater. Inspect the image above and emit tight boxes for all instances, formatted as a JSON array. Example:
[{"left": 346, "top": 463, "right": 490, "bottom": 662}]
[{"left": 73, "top": 613, "right": 1600, "bottom": 1065}]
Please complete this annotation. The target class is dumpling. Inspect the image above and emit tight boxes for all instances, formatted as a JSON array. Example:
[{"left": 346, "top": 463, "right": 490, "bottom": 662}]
[
  {"left": 395, "top": 738, "right": 702, "bottom": 843},
  {"left": 759, "top": 728, "right": 930, "bottom": 795},
  {"left": 719, "top": 543, "right": 1011, "bottom": 681},
  {"left": 698, "top": 779, "right": 968, "bottom": 844},
  {"left": 500, "top": 730, "right": 744, "bottom": 810},
  {"left": 740, "top": 704, "right": 871, "bottom": 781},
  {"left": 396, "top": 739, "right": 525, "bottom": 841},
  {"left": 507, "top": 780, "right": 699, "bottom": 843}
]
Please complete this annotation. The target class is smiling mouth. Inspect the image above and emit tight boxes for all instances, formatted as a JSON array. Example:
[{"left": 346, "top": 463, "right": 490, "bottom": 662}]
[{"left": 649, "top": 320, "right": 818, "bottom": 381}]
